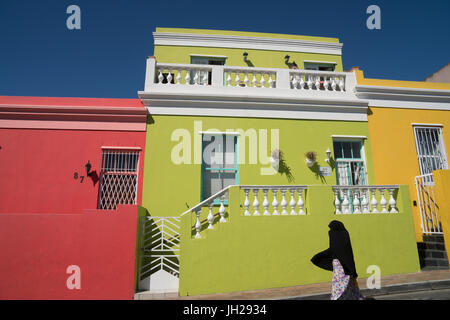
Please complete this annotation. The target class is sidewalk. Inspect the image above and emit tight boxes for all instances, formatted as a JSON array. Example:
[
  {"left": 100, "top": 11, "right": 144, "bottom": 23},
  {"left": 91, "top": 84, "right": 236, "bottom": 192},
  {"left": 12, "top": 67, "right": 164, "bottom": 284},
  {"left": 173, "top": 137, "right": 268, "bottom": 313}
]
[{"left": 134, "top": 269, "right": 450, "bottom": 300}]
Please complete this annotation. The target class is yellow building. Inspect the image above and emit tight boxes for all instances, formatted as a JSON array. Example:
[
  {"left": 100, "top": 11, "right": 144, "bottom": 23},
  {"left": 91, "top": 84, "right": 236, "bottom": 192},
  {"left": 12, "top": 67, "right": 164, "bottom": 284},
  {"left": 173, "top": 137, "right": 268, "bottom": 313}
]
[{"left": 353, "top": 68, "right": 450, "bottom": 269}]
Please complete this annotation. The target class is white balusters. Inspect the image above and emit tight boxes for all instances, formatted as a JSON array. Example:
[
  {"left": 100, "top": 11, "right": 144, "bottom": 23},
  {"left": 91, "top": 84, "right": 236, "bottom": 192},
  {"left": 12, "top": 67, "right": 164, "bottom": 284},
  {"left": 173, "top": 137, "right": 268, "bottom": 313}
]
[
  {"left": 166, "top": 69, "right": 172, "bottom": 84},
  {"left": 370, "top": 188, "right": 379, "bottom": 213},
  {"left": 388, "top": 188, "right": 398, "bottom": 213},
  {"left": 306, "top": 75, "right": 313, "bottom": 90},
  {"left": 332, "top": 186, "right": 399, "bottom": 215},
  {"left": 342, "top": 188, "right": 351, "bottom": 214},
  {"left": 380, "top": 188, "right": 388, "bottom": 213},
  {"left": 334, "top": 188, "right": 341, "bottom": 214},
  {"left": 361, "top": 189, "right": 370, "bottom": 213},
  {"left": 185, "top": 70, "right": 191, "bottom": 84},
  {"left": 157, "top": 69, "right": 164, "bottom": 84},
  {"left": 227, "top": 71, "right": 232, "bottom": 86},
  {"left": 176, "top": 69, "right": 181, "bottom": 85},
  {"left": 314, "top": 76, "right": 320, "bottom": 90},
  {"left": 268, "top": 73, "right": 274, "bottom": 88},
  {"left": 352, "top": 189, "right": 361, "bottom": 214},
  {"left": 219, "top": 196, "right": 226, "bottom": 222},
  {"left": 262, "top": 189, "right": 270, "bottom": 215},
  {"left": 251, "top": 72, "right": 257, "bottom": 87},
  {"left": 260, "top": 73, "right": 266, "bottom": 88},
  {"left": 152, "top": 63, "right": 350, "bottom": 93},
  {"left": 195, "top": 210, "right": 202, "bottom": 239},
  {"left": 243, "top": 189, "right": 251, "bottom": 216},
  {"left": 280, "top": 189, "right": 288, "bottom": 215},
  {"left": 202, "top": 70, "right": 208, "bottom": 85},
  {"left": 297, "top": 188, "right": 305, "bottom": 215},
  {"left": 207, "top": 203, "right": 214, "bottom": 229},
  {"left": 289, "top": 189, "right": 297, "bottom": 215},
  {"left": 252, "top": 189, "right": 260, "bottom": 216},
  {"left": 240, "top": 186, "right": 307, "bottom": 216},
  {"left": 272, "top": 189, "right": 279, "bottom": 215}
]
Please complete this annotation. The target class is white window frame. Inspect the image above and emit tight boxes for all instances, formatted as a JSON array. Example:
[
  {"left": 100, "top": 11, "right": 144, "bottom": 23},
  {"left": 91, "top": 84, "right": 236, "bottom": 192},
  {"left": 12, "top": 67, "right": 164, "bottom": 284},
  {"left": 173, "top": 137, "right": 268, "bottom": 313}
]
[
  {"left": 97, "top": 147, "right": 141, "bottom": 210},
  {"left": 413, "top": 125, "right": 449, "bottom": 177}
]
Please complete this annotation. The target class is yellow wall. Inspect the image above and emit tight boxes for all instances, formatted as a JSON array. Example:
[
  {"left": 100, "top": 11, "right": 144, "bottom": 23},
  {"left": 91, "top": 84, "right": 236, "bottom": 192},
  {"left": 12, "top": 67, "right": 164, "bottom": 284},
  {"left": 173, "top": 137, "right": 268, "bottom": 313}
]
[
  {"left": 434, "top": 170, "right": 450, "bottom": 260},
  {"left": 358, "top": 69, "right": 450, "bottom": 242}
]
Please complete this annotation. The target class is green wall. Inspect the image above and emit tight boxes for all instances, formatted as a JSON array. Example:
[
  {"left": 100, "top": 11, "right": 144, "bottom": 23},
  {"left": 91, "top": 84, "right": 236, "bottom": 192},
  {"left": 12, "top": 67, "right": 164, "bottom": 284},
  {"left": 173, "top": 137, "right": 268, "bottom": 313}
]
[
  {"left": 153, "top": 28, "right": 343, "bottom": 71},
  {"left": 179, "top": 185, "right": 420, "bottom": 296},
  {"left": 141, "top": 115, "right": 374, "bottom": 217}
]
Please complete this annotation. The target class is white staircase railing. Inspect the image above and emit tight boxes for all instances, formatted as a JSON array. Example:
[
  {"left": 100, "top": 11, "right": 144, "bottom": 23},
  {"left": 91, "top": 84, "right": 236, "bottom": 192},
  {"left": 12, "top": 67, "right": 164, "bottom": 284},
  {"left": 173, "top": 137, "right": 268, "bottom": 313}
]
[
  {"left": 415, "top": 174, "right": 442, "bottom": 234},
  {"left": 181, "top": 185, "right": 232, "bottom": 239},
  {"left": 332, "top": 185, "right": 399, "bottom": 214},
  {"left": 138, "top": 216, "right": 180, "bottom": 292}
]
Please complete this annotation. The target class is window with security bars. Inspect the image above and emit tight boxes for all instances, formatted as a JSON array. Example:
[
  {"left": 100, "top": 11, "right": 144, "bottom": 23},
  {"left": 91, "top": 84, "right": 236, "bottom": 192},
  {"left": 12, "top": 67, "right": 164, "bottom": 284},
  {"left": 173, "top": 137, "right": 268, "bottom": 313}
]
[
  {"left": 97, "top": 149, "right": 140, "bottom": 210},
  {"left": 413, "top": 126, "right": 448, "bottom": 177}
]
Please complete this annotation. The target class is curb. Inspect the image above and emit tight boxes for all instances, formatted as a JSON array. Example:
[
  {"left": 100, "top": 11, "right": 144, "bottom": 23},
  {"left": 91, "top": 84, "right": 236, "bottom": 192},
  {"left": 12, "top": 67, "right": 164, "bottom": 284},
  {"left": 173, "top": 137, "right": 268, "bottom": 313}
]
[{"left": 283, "top": 279, "right": 450, "bottom": 300}]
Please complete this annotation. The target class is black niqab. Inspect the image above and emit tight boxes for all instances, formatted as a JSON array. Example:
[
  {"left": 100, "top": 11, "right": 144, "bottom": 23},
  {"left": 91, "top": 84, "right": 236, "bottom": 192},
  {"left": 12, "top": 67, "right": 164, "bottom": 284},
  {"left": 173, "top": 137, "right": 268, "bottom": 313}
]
[{"left": 311, "top": 220, "right": 358, "bottom": 277}]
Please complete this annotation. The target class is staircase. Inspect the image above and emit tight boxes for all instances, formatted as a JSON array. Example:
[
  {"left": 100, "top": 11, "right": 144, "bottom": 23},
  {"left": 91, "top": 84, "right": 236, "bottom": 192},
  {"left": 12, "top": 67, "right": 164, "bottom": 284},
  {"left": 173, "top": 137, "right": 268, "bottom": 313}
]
[{"left": 417, "top": 234, "right": 449, "bottom": 270}]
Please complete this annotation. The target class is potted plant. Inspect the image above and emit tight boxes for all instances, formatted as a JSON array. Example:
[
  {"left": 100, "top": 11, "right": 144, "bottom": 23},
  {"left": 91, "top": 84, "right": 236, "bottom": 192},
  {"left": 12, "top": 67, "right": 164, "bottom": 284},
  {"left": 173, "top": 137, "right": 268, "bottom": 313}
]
[
  {"left": 270, "top": 149, "right": 281, "bottom": 172},
  {"left": 305, "top": 151, "right": 317, "bottom": 168}
]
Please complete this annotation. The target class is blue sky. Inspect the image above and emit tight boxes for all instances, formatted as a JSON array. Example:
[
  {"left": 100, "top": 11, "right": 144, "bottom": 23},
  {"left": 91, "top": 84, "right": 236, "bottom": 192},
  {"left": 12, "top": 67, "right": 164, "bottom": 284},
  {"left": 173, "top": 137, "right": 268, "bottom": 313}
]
[{"left": 0, "top": 0, "right": 449, "bottom": 98}]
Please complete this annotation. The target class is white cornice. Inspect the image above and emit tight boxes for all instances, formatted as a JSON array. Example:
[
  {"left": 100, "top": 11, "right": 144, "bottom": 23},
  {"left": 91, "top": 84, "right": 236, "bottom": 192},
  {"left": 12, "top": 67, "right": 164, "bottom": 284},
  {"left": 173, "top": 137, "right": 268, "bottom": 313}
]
[
  {"left": 138, "top": 89, "right": 368, "bottom": 122},
  {"left": 153, "top": 32, "right": 343, "bottom": 56},
  {"left": 355, "top": 85, "right": 450, "bottom": 110}
]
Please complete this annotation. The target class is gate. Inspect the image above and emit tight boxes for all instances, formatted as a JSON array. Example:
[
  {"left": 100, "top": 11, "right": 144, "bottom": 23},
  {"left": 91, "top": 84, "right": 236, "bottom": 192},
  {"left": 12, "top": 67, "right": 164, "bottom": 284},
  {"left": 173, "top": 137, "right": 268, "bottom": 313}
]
[
  {"left": 415, "top": 173, "right": 442, "bottom": 234},
  {"left": 137, "top": 216, "right": 180, "bottom": 293}
]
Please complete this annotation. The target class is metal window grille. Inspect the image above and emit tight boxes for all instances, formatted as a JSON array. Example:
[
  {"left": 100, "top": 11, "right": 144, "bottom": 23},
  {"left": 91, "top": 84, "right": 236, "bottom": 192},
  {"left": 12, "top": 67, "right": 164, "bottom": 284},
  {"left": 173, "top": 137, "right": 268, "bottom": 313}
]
[
  {"left": 97, "top": 149, "right": 140, "bottom": 210},
  {"left": 413, "top": 127, "right": 448, "bottom": 178}
]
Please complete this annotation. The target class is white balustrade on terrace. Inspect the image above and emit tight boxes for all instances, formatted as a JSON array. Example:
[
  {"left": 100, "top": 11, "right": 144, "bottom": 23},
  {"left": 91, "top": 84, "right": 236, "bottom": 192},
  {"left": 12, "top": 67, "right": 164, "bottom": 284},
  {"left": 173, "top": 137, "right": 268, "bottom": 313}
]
[
  {"left": 332, "top": 185, "right": 399, "bottom": 214},
  {"left": 240, "top": 185, "right": 308, "bottom": 216},
  {"left": 145, "top": 60, "right": 356, "bottom": 94}
]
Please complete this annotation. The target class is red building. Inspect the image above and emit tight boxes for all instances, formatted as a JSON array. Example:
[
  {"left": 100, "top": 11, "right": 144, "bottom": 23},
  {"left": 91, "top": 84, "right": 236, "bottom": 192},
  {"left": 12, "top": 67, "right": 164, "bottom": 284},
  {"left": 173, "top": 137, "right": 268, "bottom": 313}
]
[{"left": 0, "top": 96, "right": 147, "bottom": 299}]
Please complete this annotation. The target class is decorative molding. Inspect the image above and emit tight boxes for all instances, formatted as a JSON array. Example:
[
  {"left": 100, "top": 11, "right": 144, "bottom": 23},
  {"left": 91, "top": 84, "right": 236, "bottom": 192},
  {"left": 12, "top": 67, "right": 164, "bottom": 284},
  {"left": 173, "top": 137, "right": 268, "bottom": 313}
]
[
  {"left": 355, "top": 85, "right": 450, "bottom": 110},
  {"left": 0, "top": 104, "right": 147, "bottom": 131},
  {"left": 153, "top": 32, "right": 343, "bottom": 56},
  {"left": 139, "top": 89, "right": 369, "bottom": 122}
]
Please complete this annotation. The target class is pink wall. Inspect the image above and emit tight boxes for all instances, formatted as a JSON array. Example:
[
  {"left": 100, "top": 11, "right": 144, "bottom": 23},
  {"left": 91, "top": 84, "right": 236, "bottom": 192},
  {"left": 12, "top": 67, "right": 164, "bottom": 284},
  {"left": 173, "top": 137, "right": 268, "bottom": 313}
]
[
  {"left": 0, "top": 205, "right": 138, "bottom": 300},
  {"left": 0, "top": 128, "right": 146, "bottom": 214}
]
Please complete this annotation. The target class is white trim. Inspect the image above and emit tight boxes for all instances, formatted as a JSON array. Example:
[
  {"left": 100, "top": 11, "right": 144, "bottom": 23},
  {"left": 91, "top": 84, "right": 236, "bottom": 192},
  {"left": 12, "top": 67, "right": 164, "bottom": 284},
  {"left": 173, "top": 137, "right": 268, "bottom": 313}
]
[
  {"left": 190, "top": 54, "right": 228, "bottom": 59},
  {"left": 412, "top": 123, "right": 443, "bottom": 127},
  {"left": 355, "top": 85, "right": 450, "bottom": 110},
  {"left": 153, "top": 32, "right": 343, "bottom": 56},
  {"left": 199, "top": 131, "right": 241, "bottom": 135},
  {"left": 303, "top": 60, "right": 338, "bottom": 65},
  {"left": 139, "top": 89, "right": 369, "bottom": 122},
  {"left": 331, "top": 135, "right": 367, "bottom": 139}
]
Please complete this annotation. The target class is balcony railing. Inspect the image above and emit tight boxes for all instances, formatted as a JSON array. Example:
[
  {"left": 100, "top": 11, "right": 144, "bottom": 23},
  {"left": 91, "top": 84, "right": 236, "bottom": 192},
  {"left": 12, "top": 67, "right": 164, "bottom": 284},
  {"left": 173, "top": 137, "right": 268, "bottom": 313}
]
[{"left": 143, "top": 58, "right": 357, "bottom": 95}]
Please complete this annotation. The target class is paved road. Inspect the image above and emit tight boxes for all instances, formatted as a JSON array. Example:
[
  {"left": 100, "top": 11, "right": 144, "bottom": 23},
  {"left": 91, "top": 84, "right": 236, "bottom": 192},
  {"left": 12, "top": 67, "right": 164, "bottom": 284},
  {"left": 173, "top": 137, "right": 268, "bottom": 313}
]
[{"left": 372, "top": 288, "right": 450, "bottom": 300}]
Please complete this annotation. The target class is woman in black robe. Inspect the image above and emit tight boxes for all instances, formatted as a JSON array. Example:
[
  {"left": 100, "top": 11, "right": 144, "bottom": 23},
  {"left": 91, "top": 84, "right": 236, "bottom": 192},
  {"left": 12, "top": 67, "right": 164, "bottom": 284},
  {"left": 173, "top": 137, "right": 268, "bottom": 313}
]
[{"left": 311, "top": 220, "right": 364, "bottom": 300}]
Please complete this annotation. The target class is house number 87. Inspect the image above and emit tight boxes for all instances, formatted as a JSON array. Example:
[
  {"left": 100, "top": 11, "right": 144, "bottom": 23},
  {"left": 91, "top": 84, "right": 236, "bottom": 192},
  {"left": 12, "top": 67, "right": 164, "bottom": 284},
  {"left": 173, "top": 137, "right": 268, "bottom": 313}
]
[{"left": 74, "top": 172, "right": 84, "bottom": 183}]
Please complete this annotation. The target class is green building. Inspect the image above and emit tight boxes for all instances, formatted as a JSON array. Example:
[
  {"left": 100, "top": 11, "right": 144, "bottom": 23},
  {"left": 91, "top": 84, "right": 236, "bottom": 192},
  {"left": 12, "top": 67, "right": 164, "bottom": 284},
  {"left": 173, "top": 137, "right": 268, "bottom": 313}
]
[{"left": 135, "top": 28, "right": 420, "bottom": 297}]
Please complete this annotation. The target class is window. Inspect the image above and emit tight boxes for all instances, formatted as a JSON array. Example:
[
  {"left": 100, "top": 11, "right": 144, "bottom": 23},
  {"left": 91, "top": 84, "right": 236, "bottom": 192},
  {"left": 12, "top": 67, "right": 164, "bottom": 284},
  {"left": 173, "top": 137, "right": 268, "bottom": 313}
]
[
  {"left": 201, "top": 134, "right": 238, "bottom": 202},
  {"left": 413, "top": 126, "right": 448, "bottom": 176},
  {"left": 98, "top": 148, "right": 140, "bottom": 210},
  {"left": 304, "top": 62, "right": 335, "bottom": 71},
  {"left": 190, "top": 56, "right": 226, "bottom": 85},
  {"left": 333, "top": 140, "right": 367, "bottom": 186}
]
